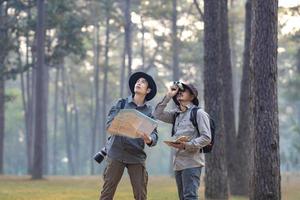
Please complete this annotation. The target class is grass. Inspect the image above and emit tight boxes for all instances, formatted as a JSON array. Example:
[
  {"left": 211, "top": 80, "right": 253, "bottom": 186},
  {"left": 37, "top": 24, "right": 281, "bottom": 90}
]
[{"left": 0, "top": 174, "right": 299, "bottom": 200}]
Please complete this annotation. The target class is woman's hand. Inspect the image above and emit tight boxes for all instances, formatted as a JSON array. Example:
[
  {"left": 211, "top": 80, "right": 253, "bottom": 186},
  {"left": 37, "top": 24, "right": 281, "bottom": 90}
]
[
  {"left": 167, "top": 85, "right": 179, "bottom": 98},
  {"left": 169, "top": 141, "right": 186, "bottom": 150}
]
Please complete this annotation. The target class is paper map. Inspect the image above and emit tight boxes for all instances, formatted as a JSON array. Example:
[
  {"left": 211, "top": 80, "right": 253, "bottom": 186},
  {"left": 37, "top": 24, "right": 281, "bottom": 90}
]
[{"left": 107, "top": 109, "right": 158, "bottom": 138}]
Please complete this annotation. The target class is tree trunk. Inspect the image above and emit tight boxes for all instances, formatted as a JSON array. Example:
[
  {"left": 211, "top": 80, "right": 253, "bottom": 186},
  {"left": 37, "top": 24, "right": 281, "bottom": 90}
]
[
  {"left": 29, "top": 32, "right": 37, "bottom": 174},
  {"left": 297, "top": 48, "right": 300, "bottom": 74},
  {"left": 172, "top": 0, "right": 179, "bottom": 81},
  {"left": 70, "top": 76, "right": 80, "bottom": 174},
  {"left": 0, "top": 78, "right": 4, "bottom": 174},
  {"left": 43, "top": 64, "right": 49, "bottom": 175},
  {"left": 168, "top": 0, "right": 180, "bottom": 176},
  {"left": 29, "top": 65, "right": 36, "bottom": 175},
  {"left": 88, "top": 68, "right": 94, "bottom": 173},
  {"left": 235, "top": 0, "right": 253, "bottom": 196},
  {"left": 90, "top": 2, "right": 100, "bottom": 174},
  {"left": 119, "top": 0, "right": 132, "bottom": 96},
  {"left": 16, "top": 10, "right": 28, "bottom": 176},
  {"left": 250, "top": 0, "right": 280, "bottom": 199},
  {"left": 203, "top": 0, "right": 228, "bottom": 199},
  {"left": 296, "top": 48, "right": 300, "bottom": 126},
  {"left": 0, "top": 0, "right": 8, "bottom": 175},
  {"left": 125, "top": 0, "right": 132, "bottom": 94},
  {"left": 25, "top": 8, "right": 34, "bottom": 171},
  {"left": 29, "top": 0, "right": 37, "bottom": 173},
  {"left": 90, "top": 20, "right": 100, "bottom": 175},
  {"left": 24, "top": 45, "right": 33, "bottom": 175},
  {"left": 61, "top": 64, "right": 75, "bottom": 175},
  {"left": 101, "top": 0, "right": 111, "bottom": 152},
  {"left": 32, "top": 0, "right": 46, "bottom": 179},
  {"left": 18, "top": 27, "right": 34, "bottom": 175},
  {"left": 120, "top": 38, "right": 126, "bottom": 97},
  {"left": 219, "top": 0, "right": 238, "bottom": 195},
  {"left": 140, "top": 15, "right": 145, "bottom": 71},
  {"left": 20, "top": 64, "right": 28, "bottom": 169},
  {"left": 52, "top": 67, "right": 59, "bottom": 175}
]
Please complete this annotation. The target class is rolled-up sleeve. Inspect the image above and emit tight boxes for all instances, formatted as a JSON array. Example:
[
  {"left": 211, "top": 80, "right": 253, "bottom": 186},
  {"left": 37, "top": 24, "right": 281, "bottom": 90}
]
[
  {"left": 147, "top": 107, "right": 158, "bottom": 147},
  {"left": 148, "top": 127, "right": 158, "bottom": 147},
  {"left": 185, "top": 109, "right": 211, "bottom": 151},
  {"left": 153, "top": 95, "right": 176, "bottom": 124}
]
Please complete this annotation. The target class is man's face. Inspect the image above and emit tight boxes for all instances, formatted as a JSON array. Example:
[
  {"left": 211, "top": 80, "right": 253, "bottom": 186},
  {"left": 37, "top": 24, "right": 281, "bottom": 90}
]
[
  {"left": 176, "top": 88, "right": 194, "bottom": 103},
  {"left": 134, "top": 77, "right": 151, "bottom": 96}
]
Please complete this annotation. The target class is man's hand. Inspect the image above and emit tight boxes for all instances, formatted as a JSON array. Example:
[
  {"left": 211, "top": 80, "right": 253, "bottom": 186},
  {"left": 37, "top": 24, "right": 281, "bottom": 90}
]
[
  {"left": 139, "top": 132, "right": 152, "bottom": 145},
  {"left": 169, "top": 141, "right": 186, "bottom": 150}
]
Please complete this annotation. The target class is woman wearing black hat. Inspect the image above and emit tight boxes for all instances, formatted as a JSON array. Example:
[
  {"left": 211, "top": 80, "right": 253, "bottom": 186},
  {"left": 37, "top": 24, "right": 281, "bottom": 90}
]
[
  {"left": 154, "top": 82, "right": 211, "bottom": 200},
  {"left": 99, "top": 72, "right": 158, "bottom": 200}
]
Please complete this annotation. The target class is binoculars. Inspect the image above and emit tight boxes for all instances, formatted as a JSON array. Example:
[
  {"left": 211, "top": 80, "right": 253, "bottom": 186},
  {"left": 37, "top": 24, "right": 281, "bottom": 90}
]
[{"left": 172, "top": 81, "right": 184, "bottom": 91}]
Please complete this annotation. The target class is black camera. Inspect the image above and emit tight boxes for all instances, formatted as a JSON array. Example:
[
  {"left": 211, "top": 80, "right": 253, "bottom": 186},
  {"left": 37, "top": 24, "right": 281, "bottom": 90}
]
[{"left": 93, "top": 147, "right": 107, "bottom": 164}]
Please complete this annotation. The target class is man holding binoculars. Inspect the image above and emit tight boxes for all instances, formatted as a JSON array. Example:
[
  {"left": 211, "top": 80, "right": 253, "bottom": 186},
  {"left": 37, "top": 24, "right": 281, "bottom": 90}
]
[{"left": 154, "top": 81, "right": 211, "bottom": 200}]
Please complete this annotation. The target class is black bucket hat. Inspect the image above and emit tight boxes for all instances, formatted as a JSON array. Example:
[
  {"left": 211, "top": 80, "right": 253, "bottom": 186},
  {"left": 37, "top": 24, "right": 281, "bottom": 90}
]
[
  {"left": 129, "top": 72, "right": 157, "bottom": 101},
  {"left": 172, "top": 83, "right": 199, "bottom": 106}
]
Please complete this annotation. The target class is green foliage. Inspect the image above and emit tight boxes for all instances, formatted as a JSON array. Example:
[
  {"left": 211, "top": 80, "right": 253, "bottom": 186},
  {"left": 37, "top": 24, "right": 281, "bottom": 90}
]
[
  {"left": 45, "top": 0, "right": 88, "bottom": 65},
  {"left": 0, "top": 0, "right": 31, "bottom": 79}
]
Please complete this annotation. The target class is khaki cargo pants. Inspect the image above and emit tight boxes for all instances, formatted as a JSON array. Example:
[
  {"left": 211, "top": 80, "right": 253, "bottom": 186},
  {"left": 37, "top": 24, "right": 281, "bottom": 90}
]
[{"left": 99, "top": 158, "right": 148, "bottom": 200}]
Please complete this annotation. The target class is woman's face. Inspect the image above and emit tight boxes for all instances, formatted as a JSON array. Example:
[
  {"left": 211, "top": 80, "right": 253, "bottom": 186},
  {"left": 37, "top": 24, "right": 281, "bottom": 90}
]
[{"left": 176, "top": 88, "right": 194, "bottom": 103}]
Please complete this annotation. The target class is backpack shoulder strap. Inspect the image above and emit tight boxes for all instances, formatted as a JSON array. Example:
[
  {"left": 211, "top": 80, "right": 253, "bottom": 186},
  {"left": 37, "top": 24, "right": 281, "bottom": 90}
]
[
  {"left": 190, "top": 107, "right": 200, "bottom": 137},
  {"left": 115, "top": 98, "right": 126, "bottom": 110},
  {"left": 119, "top": 98, "right": 126, "bottom": 109}
]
